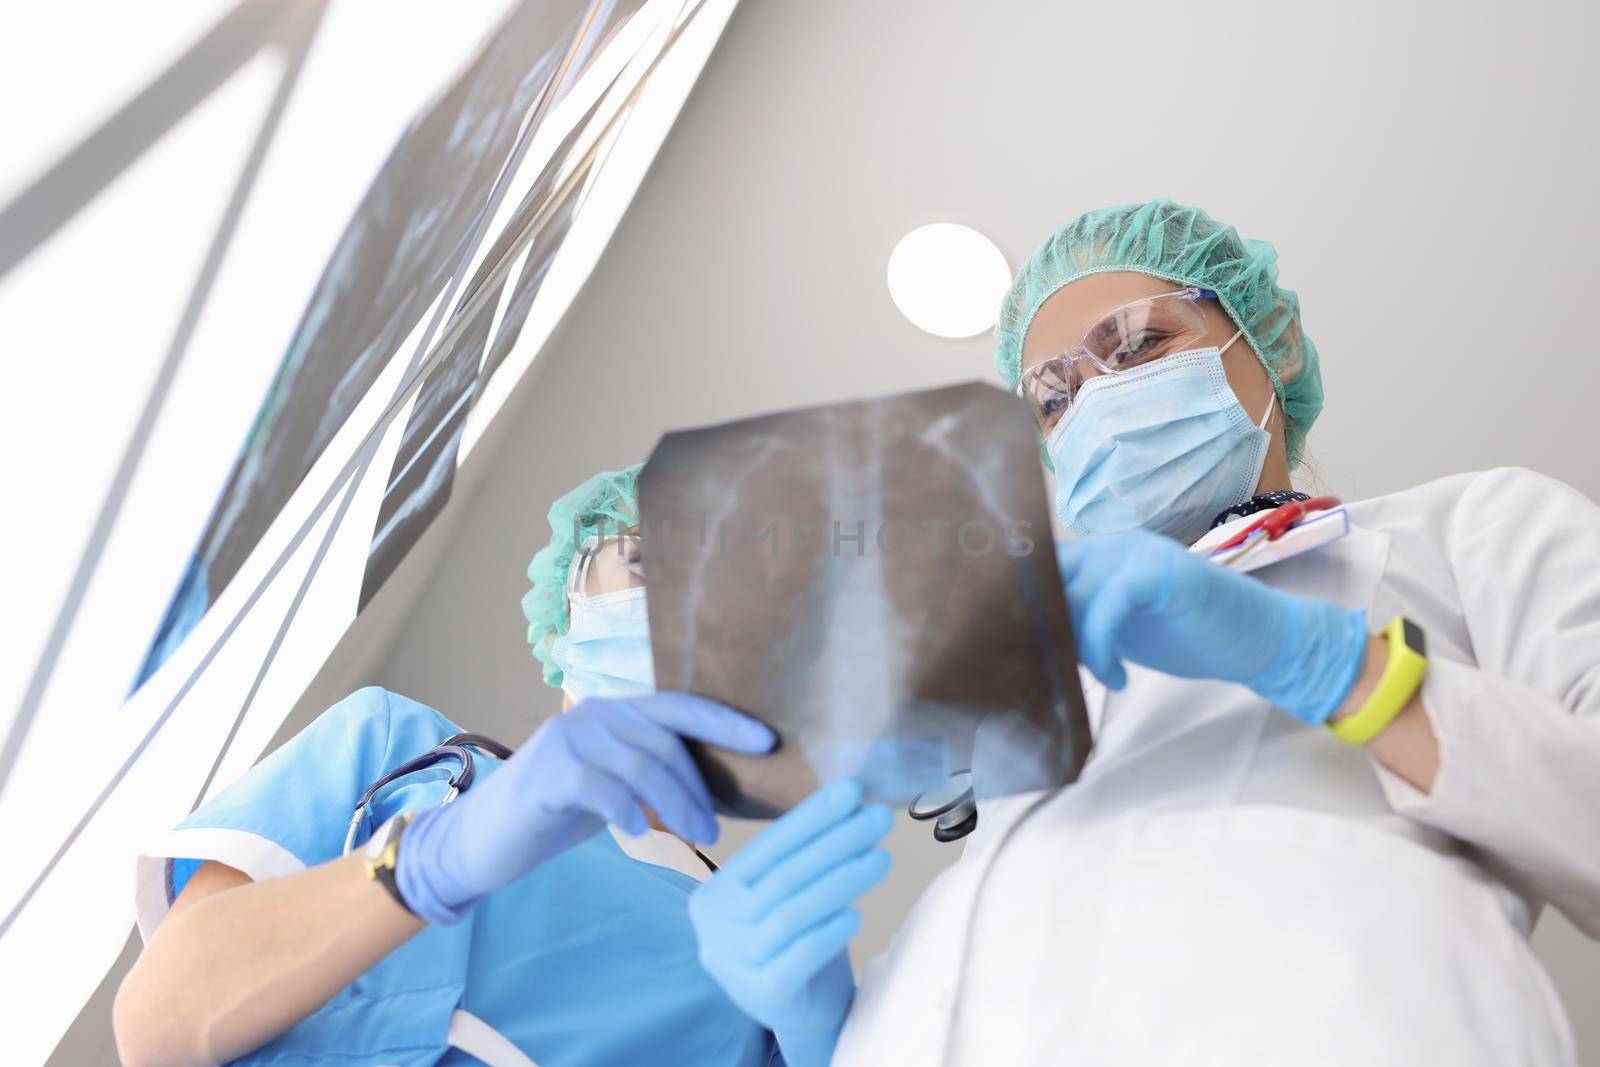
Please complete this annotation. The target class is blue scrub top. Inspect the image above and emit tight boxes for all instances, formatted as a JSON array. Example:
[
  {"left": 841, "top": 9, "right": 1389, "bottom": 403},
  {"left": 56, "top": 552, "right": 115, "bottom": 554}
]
[{"left": 157, "top": 687, "right": 774, "bottom": 1067}]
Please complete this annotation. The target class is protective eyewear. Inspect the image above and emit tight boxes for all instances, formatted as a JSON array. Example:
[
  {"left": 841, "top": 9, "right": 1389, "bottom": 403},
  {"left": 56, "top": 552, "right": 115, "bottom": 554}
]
[
  {"left": 1015, "top": 286, "right": 1224, "bottom": 435},
  {"left": 565, "top": 529, "right": 644, "bottom": 608}
]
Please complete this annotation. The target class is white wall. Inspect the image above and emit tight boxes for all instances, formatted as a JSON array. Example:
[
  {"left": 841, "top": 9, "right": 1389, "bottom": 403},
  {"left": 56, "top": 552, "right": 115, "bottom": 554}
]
[{"left": 90, "top": 0, "right": 1594, "bottom": 1061}]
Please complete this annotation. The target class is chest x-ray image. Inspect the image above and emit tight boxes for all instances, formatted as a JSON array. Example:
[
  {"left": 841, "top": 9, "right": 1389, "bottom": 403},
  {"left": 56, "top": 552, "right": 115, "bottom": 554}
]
[{"left": 638, "top": 381, "right": 1092, "bottom": 818}]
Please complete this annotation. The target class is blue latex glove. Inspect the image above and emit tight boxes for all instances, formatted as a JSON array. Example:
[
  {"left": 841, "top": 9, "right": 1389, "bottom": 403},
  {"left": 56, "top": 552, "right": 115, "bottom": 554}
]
[
  {"left": 688, "top": 780, "right": 893, "bottom": 1067},
  {"left": 1056, "top": 529, "right": 1369, "bottom": 724},
  {"left": 397, "top": 692, "right": 775, "bottom": 925}
]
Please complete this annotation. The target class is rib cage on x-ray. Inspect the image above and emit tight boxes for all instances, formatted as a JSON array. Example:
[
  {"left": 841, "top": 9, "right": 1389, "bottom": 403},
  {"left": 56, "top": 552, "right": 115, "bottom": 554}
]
[{"left": 640, "top": 382, "right": 1093, "bottom": 819}]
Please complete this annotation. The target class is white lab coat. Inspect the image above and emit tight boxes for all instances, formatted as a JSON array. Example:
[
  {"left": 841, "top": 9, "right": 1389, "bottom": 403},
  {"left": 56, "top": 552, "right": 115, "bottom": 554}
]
[{"left": 834, "top": 468, "right": 1600, "bottom": 1067}]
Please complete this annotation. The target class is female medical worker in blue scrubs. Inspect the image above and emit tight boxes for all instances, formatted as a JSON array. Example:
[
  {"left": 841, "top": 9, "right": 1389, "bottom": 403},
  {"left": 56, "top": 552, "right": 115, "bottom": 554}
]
[
  {"left": 114, "top": 466, "right": 861, "bottom": 1067},
  {"left": 690, "top": 200, "right": 1600, "bottom": 1067}
]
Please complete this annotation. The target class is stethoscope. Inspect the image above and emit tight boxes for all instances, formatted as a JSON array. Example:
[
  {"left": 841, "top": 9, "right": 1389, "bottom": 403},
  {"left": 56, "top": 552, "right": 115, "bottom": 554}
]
[
  {"left": 341, "top": 730, "right": 722, "bottom": 872},
  {"left": 353, "top": 737, "right": 979, "bottom": 851},
  {"left": 908, "top": 769, "right": 977, "bottom": 842},
  {"left": 342, "top": 733, "right": 514, "bottom": 854}
]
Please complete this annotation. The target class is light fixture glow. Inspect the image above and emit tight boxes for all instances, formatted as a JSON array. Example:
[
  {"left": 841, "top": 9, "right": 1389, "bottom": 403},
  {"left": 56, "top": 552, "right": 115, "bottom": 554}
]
[{"left": 886, "top": 222, "right": 1011, "bottom": 338}]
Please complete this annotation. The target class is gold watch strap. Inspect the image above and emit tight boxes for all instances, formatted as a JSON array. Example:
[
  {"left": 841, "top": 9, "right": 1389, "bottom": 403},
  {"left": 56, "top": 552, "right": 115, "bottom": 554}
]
[
  {"left": 1327, "top": 616, "right": 1427, "bottom": 745},
  {"left": 365, "top": 812, "right": 415, "bottom": 914}
]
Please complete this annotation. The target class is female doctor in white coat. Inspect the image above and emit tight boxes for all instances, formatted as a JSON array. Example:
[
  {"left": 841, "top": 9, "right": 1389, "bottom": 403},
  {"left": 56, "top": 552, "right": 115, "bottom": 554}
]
[{"left": 687, "top": 199, "right": 1600, "bottom": 1065}]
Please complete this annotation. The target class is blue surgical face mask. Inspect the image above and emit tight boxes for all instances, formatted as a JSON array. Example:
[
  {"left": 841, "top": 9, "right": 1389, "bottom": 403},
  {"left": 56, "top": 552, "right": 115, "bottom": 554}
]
[
  {"left": 1044, "top": 337, "right": 1274, "bottom": 544},
  {"left": 551, "top": 587, "right": 655, "bottom": 703}
]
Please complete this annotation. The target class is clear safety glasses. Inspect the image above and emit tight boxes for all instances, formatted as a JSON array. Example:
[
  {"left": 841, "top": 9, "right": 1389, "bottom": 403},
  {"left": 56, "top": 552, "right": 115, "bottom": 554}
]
[
  {"left": 565, "top": 529, "right": 644, "bottom": 608},
  {"left": 1015, "top": 286, "right": 1223, "bottom": 435}
]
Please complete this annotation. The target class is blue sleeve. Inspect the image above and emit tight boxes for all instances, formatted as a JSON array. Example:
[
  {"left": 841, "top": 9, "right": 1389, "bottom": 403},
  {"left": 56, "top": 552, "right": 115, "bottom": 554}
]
[{"left": 167, "top": 687, "right": 457, "bottom": 898}]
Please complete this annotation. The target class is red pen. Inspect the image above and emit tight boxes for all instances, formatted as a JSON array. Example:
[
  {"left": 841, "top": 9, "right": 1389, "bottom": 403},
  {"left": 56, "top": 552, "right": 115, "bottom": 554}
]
[{"left": 1214, "top": 496, "right": 1341, "bottom": 554}]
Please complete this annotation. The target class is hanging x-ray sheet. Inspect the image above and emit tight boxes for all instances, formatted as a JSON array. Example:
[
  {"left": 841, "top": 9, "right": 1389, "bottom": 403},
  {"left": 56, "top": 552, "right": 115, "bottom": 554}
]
[
  {"left": 359, "top": 79, "right": 603, "bottom": 607},
  {"left": 134, "top": 0, "right": 646, "bottom": 685},
  {"left": 638, "top": 381, "right": 1092, "bottom": 818}
]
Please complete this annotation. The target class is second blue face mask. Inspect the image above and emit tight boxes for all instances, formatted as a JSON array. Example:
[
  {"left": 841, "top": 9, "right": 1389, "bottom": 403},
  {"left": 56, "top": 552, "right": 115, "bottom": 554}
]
[
  {"left": 551, "top": 587, "right": 655, "bottom": 703},
  {"left": 1045, "top": 342, "right": 1272, "bottom": 544}
]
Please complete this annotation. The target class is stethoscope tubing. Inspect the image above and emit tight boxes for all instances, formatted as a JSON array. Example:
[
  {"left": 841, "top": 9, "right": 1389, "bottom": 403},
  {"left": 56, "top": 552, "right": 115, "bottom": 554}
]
[
  {"left": 343, "top": 734, "right": 516, "bottom": 855},
  {"left": 341, "top": 732, "right": 721, "bottom": 875}
]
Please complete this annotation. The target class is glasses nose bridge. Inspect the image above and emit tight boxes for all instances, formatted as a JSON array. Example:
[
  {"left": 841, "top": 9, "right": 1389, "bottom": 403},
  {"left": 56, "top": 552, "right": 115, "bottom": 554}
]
[
  {"left": 1025, "top": 342, "right": 1091, "bottom": 386},
  {"left": 1059, "top": 343, "right": 1109, "bottom": 401},
  {"left": 1059, "top": 339, "right": 1093, "bottom": 367},
  {"left": 1019, "top": 342, "right": 1099, "bottom": 415}
]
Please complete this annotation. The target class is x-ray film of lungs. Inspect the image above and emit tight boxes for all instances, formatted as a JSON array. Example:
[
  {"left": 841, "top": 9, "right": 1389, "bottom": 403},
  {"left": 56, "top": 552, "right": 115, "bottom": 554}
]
[{"left": 638, "top": 381, "right": 1092, "bottom": 819}]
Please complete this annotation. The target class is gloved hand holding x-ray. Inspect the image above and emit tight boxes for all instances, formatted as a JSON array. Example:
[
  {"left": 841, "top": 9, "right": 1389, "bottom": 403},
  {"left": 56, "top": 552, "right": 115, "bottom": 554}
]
[{"left": 637, "top": 381, "right": 1092, "bottom": 818}]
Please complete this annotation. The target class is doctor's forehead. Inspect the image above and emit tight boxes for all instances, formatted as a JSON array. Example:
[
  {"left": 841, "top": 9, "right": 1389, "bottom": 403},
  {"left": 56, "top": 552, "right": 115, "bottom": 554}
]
[{"left": 1020, "top": 271, "right": 1181, "bottom": 369}]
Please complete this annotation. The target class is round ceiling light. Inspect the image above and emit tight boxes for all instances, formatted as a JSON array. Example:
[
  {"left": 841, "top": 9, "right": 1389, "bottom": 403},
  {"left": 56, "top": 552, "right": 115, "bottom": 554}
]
[{"left": 885, "top": 222, "right": 1012, "bottom": 339}]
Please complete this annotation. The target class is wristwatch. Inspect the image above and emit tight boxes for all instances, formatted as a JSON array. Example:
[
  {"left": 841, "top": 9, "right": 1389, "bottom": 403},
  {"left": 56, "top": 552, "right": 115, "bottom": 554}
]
[
  {"left": 363, "top": 811, "right": 416, "bottom": 915},
  {"left": 1327, "top": 615, "right": 1428, "bottom": 746}
]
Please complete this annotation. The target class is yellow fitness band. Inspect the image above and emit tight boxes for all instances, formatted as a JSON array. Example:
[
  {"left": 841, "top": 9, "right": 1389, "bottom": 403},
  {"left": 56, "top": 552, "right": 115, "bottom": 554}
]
[{"left": 1327, "top": 616, "right": 1427, "bottom": 746}]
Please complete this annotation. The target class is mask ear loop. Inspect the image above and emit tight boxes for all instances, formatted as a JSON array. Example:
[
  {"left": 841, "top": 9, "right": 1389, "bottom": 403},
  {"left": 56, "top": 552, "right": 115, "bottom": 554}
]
[
  {"left": 1258, "top": 388, "right": 1278, "bottom": 432},
  {"left": 1217, "top": 328, "right": 1278, "bottom": 432}
]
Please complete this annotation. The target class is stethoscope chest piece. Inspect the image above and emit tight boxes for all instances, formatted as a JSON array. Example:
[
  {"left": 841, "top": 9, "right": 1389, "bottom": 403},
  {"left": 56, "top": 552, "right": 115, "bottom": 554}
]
[
  {"left": 908, "top": 770, "right": 977, "bottom": 843},
  {"left": 933, "top": 797, "right": 978, "bottom": 842}
]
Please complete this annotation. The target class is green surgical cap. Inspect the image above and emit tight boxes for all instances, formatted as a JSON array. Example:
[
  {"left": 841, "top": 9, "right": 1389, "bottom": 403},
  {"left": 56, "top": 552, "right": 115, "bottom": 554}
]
[
  {"left": 994, "top": 198, "right": 1322, "bottom": 466},
  {"left": 522, "top": 463, "right": 642, "bottom": 689}
]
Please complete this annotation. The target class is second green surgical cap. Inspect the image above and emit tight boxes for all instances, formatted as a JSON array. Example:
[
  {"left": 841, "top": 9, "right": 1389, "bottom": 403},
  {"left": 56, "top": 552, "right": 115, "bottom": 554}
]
[
  {"left": 522, "top": 463, "right": 642, "bottom": 689},
  {"left": 995, "top": 198, "right": 1323, "bottom": 466}
]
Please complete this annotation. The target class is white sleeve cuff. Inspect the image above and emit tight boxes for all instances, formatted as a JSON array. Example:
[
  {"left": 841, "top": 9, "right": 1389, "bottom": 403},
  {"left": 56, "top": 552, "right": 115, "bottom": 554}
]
[{"left": 134, "top": 827, "right": 305, "bottom": 943}]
